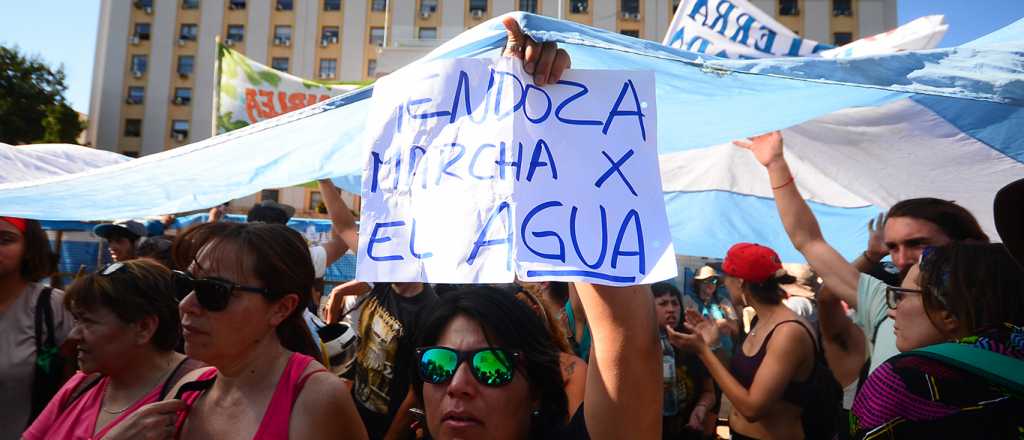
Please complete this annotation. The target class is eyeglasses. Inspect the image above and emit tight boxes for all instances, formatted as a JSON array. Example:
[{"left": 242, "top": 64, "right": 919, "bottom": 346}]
[
  {"left": 885, "top": 285, "right": 925, "bottom": 309},
  {"left": 172, "top": 270, "right": 272, "bottom": 312},
  {"left": 416, "top": 346, "right": 520, "bottom": 387},
  {"left": 699, "top": 278, "right": 718, "bottom": 285}
]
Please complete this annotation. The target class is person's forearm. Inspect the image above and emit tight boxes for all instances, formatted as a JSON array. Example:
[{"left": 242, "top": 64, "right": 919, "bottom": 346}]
[
  {"left": 382, "top": 390, "right": 417, "bottom": 440},
  {"left": 695, "top": 345, "right": 766, "bottom": 421},
  {"left": 852, "top": 251, "right": 883, "bottom": 274},
  {"left": 765, "top": 159, "right": 824, "bottom": 251},
  {"left": 574, "top": 283, "right": 660, "bottom": 440},
  {"left": 318, "top": 180, "right": 359, "bottom": 246},
  {"left": 818, "top": 292, "right": 866, "bottom": 387}
]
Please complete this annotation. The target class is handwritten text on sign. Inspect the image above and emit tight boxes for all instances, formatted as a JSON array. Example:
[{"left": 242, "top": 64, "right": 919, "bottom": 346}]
[{"left": 357, "top": 57, "right": 676, "bottom": 285}]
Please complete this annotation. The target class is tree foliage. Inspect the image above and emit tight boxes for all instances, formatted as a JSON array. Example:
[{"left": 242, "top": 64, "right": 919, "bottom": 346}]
[{"left": 0, "top": 45, "right": 85, "bottom": 144}]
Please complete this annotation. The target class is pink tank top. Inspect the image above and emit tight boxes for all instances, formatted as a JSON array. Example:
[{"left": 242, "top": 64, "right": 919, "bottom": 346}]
[{"left": 176, "top": 353, "right": 328, "bottom": 440}]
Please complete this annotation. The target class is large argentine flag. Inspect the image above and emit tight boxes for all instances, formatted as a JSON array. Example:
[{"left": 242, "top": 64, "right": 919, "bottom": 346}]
[{"left": 1, "top": 13, "right": 1021, "bottom": 262}]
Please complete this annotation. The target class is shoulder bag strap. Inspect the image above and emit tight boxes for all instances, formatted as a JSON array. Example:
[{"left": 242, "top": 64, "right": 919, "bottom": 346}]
[{"left": 901, "top": 343, "right": 1024, "bottom": 393}]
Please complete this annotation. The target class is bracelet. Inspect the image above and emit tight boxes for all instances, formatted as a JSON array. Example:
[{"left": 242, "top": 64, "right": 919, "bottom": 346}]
[{"left": 772, "top": 175, "right": 795, "bottom": 190}]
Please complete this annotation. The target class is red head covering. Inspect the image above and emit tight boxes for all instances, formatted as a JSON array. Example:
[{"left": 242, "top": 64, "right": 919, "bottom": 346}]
[
  {"left": 722, "top": 243, "right": 783, "bottom": 283},
  {"left": 0, "top": 217, "right": 27, "bottom": 234}
]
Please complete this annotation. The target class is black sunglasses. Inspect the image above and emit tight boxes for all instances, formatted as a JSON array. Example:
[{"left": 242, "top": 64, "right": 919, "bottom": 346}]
[
  {"left": 416, "top": 346, "right": 520, "bottom": 387},
  {"left": 172, "top": 270, "right": 272, "bottom": 312}
]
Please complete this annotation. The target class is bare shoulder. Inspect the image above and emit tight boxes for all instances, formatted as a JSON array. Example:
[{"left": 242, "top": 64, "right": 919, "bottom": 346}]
[{"left": 291, "top": 364, "right": 367, "bottom": 439}]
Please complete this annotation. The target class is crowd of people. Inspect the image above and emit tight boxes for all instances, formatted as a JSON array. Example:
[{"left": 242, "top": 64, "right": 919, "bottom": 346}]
[{"left": 2, "top": 16, "right": 1023, "bottom": 440}]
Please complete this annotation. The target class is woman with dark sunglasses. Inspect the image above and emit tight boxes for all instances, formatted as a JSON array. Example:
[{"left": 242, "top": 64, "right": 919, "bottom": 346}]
[
  {"left": 850, "top": 243, "right": 1024, "bottom": 438},
  {"left": 24, "top": 259, "right": 199, "bottom": 440},
  {"left": 107, "top": 222, "right": 367, "bottom": 439},
  {"left": 413, "top": 282, "right": 660, "bottom": 440}
]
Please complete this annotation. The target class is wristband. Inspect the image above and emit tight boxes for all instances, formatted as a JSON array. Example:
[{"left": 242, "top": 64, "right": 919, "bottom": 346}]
[{"left": 772, "top": 175, "right": 795, "bottom": 190}]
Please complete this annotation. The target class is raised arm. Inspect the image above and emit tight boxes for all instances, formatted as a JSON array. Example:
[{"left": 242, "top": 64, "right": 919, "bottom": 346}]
[
  {"left": 318, "top": 179, "right": 360, "bottom": 265},
  {"left": 573, "top": 282, "right": 660, "bottom": 440},
  {"left": 733, "top": 132, "right": 861, "bottom": 306},
  {"left": 817, "top": 286, "right": 866, "bottom": 387}
]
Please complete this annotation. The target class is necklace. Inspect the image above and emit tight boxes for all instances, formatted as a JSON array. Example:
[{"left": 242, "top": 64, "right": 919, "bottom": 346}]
[
  {"left": 748, "top": 310, "right": 778, "bottom": 337},
  {"left": 101, "top": 359, "right": 175, "bottom": 414}
]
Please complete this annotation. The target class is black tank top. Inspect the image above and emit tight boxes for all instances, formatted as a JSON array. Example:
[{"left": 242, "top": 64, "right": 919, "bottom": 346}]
[{"left": 729, "top": 319, "right": 817, "bottom": 407}]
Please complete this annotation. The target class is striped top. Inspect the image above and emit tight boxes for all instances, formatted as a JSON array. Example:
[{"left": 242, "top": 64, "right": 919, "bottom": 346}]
[{"left": 850, "top": 323, "right": 1024, "bottom": 439}]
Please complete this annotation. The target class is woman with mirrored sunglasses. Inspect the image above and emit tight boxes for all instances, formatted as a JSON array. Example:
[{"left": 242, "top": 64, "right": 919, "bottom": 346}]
[
  {"left": 412, "top": 281, "right": 661, "bottom": 440},
  {"left": 110, "top": 221, "right": 367, "bottom": 440},
  {"left": 851, "top": 243, "right": 1024, "bottom": 438},
  {"left": 25, "top": 259, "right": 200, "bottom": 440}
]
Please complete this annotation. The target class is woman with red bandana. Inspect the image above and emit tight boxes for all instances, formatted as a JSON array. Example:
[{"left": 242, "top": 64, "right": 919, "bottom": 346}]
[{"left": 0, "top": 217, "right": 73, "bottom": 435}]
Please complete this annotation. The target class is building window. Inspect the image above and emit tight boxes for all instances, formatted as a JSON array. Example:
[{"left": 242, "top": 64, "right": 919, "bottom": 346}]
[
  {"left": 171, "top": 120, "right": 190, "bottom": 140},
  {"left": 124, "top": 119, "right": 142, "bottom": 137},
  {"left": 620, "top": 29, "right": 639, "bottom": 37},
  {"left": 276, "top": 0, "right": 293, "bottom": 10},
  {"left": 123, "top": 151, "right": 140, "bottom": 158},
  {"left": 228, "top": 0, "right": 246, "bottom": 10},
  {"left": 274, "top": 25, "right": 292, "bottom": 45},
  {"left": 518, "top": 0, "right": 537, "bottom": 12},
  {"left": 134, "top": 0, "right": 154, "bottom": 10},
  {"left": 420, "top": 0, "right": 438, "bottom": 16},
  {"left": 621, "top": 0, "right": 639, "bottom": 14},
  {"left": 271, "top": 57, "right": 290, "bottom": 72},
  {"left": 319, "top": 58, "right": 337, "bottom": 79},
  {"left": 324, "top": 0, "right": 341, "bottom": 11},
  {"left": 182, "top": 0, "right": 200, "bottom": 9},
  {"left": 180, "top": 23, "right": 198, "bottom": 41},
  {"left": 126, "top": 86, "right": 145, "bottom": 105},
  {"left": 571, "top": 0, "right": 588, "bottom": 13},
  {"left": 833, "top": 32, "right": 853, "bottom": 45},
  {"left": 369, "top": 27, "right": 385, "bottom": 45},
  {"left": 832, "top": 0, "right": 852, "bottom": 16},
  {"left": 418, "top": 27, "right": 437, "bottom": 40},
  {"left": 779, "top": 0, "right": 799, "bottom": 16},
  {"left": 131, "top": 55, "right": 148, "bottom": 76},
  {"left": 173, "top": 87, "right": 192, "bottom": 105},
  {"left": 260, "top": 189, "right": 280, "bottom": 202},
  {"left": 133, "top": 23, "right": 151, "bottom": 40},
  {"left": 227, "top": 25, "right": 245, "bottom": 43},
  {"left": 177, "top": 55, "right": 195, "bottom": 76},
  {"left": 308, "top": 190, "right": 324, "bottom": 212},
  {"left": 321, "top": 26, "right": 340, "bottom": 45},
  {"left": 367, "top": 59, "right": 377, "bottom": 77},
  {"left": 469, "top": 0, "right": 487, "bottom": 14},
  {"left": 371, "top": 0, "right": 387, "bottom": 12}
]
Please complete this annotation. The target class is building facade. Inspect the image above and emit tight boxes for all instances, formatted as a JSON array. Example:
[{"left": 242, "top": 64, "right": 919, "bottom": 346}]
[{"left": 88, "top": 0, "right": 893, "bottom": 215}]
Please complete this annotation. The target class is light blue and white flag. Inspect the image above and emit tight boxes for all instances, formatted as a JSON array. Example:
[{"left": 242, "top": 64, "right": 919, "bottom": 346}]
[{"left": 1, "top": 13, "right": 1022, "bottom": 262}]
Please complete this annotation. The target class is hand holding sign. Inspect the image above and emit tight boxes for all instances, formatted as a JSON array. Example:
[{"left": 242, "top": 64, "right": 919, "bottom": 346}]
[{"left": 502, "top": 17, "right": 570, "bottom": 86}]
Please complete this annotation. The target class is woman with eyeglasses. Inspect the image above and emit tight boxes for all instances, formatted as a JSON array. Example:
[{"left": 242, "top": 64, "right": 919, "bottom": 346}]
[
  {"left": 668, "top": 243, "right": 841, "bottom": 440},
  {"left": 850, "top": 242, "right": 1024, "bottom": 438},
  {"left": 24, "top": 259, "right": 199, "bottom": 440},
  {"left": 105, "top": 222, "right": 367, "bottom": 440},
  {"left": 413, "top": 283, "right": 660, "bottom": 440}
]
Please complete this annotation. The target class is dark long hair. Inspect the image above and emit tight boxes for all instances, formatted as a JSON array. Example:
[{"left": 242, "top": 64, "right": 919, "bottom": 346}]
[
  {"left": 918, "top": 243, "right": 1024, "bottom": 333},
  {"left": 413, "top": 286, "right": 569, "bottom": 438},
  {"left": 171, "top": 222, "right": 320, "bottom": 359},
  {"left": 887, "top": 198, "right": 989, "bottom": 243},
  {"left": 20, "top": 219, "right": 57, "bottom": 282}
]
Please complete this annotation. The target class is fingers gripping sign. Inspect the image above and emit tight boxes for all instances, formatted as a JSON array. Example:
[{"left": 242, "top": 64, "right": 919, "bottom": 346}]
[
  {"left": 102, "top": 399, "right": 187, "bottom": 440},
  {"left": 502, "top": 17, "right": 570, "bottom": 86}
]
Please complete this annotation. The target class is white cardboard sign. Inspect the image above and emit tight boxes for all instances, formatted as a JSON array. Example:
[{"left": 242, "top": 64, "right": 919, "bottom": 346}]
[{"left": 356, "top": 57, "right": 676, "bottom": 285}]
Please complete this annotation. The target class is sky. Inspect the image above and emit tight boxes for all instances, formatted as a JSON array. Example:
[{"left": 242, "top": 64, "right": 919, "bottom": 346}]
[{"left": 1, "top": 1, "right": 1022, "bottom": 115}]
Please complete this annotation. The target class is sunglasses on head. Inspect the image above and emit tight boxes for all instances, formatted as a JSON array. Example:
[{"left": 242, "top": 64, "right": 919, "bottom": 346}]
[
  {"left": 172, "top": 270, "right": 272, "bottom": 312},
  {"left": 416, "top": 346, "right": 520, "bottom": 387}
]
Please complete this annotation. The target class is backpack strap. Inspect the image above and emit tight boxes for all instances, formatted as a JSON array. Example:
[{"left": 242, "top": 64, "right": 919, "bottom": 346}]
[
  {"left": 158, "top": 358, "right": 205, "bottom": 400},
  {"left": 34, "top": 287, "right": 55, "bottom": 354},
  {"left": 899, "top": 343, "right": 1024, "bottom": 394}
]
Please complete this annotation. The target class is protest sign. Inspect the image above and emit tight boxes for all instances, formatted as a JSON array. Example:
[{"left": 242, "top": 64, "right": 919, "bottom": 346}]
[
  {"left": 356, "top": 57, "right": 677, "bottom": 285},
  {"left": 215, "top": 44, "right": 361, "bottom": 133},
  {"left": 664, "top": 0, "right": 832, "bottom": 59}
]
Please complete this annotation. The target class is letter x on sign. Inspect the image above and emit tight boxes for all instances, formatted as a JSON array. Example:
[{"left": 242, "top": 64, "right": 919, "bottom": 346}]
[{"left": 594, "top": 149, "right": 638, "bottom": 197}]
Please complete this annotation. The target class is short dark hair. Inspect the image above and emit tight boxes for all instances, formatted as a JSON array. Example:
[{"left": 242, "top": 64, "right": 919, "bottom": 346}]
[
  {"left": 64, "top": 259, "right": 181, "bottom": 351},
  {"left": 741, "top": 273, "right": 796, "bottom": 305},
  {"left": 887, "top": 198, "right": 989, "bottom": 243},
  {"left": 246, "top": 205, "right": 291, "bottom": 225},
  {"left": 413, "top": 287, "right": 568, "bottom": 437},
  {"left": 171, "top": 222, "right": 320, "bottom": 359},
  {"left": 20, "top": 219, "right": 57, "bottom": 282},
  {"left": 651, "top": 282, "right": 682, "bottom": 301},
  {"left": 918, "top": 242, "right": 1024, "bottom": 333}
]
